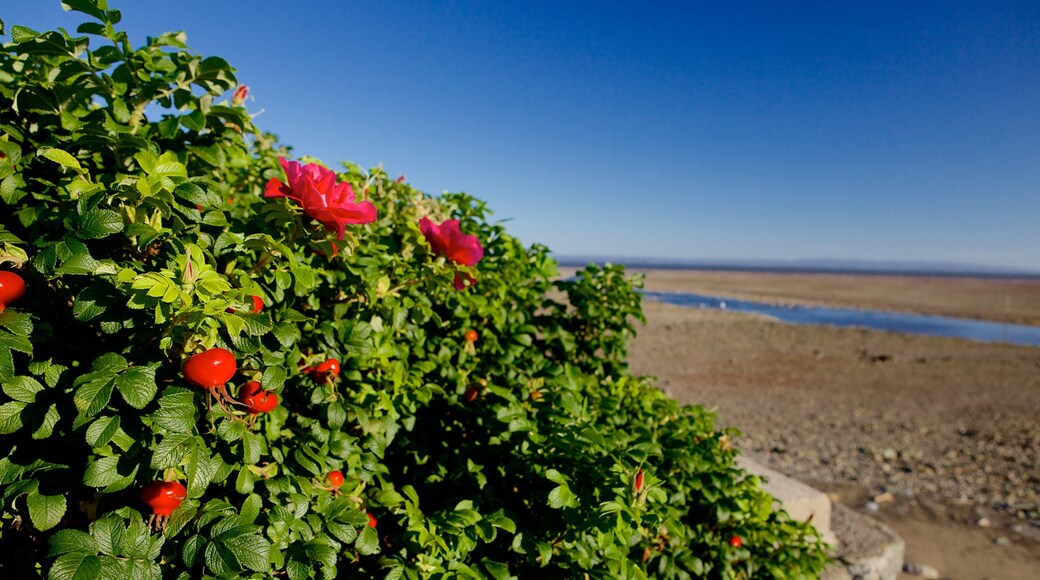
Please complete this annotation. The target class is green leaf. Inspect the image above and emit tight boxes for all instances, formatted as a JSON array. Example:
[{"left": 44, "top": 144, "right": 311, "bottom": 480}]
[
  {"left": 85, "top": 416, "right": 120, "bottom": 447},
  {"left": 73, "top": 376, "right": 115, "bottom": 418},
  {"left": 223, "top": 532, "right": 270, "bottom": 573},
  {"left": 115, "top": 365, "right": 157, "bottom": 409},
  {"left": 547, "top": 484, "right": 578, "bottom": 509},
  {"left": 204, "top": 541, "right": 239, "bottom": 577},
  {"left": 38, "top": 147, "right": 82, "bottom": 172},
  {"left": 482, "top": 560, "right": 514, "bottom": 580},
  {"left": 48, "top": 529, "right": 100, "bottom": 556},
  {"left": 182, "top": 535, "right": 205, "bottom": 568},
  {"left": 91, "top": 515, "right": 126, "bottom": 557},
  {"left": 0, "top": 401, "right": 27, "bottom": 434},
  {"left": 241, "top": 432, "right": 261, "bottom": 465},
  {"left": 355, "top": 526, "right": 379, "bottom": 555},
  {"left": 11, "top": 25, "right": 42, "bottom": 43},
  {"left": 82, "top": 456, "right": 121, "bottom": 488},
  {"left": 151, "top": 433, "right": 195, "bottom": 469},
  {"left": 185, "top": 449, "right": 219, "bottom": 498},
  {"left": 77, "top": 210, "right": 124, "bottom": 240},
  {"left": 325, "top": 521, "right": 358, "bottom": 545},
  {"left": 26, "top": 490, "right": 66, "bottom": 531},
  {"left": 3, "top": 375, "right": 44, "bottom": 403},
  {"left": 153, "top": 388, "right": 197, "bottom": 433},
  {"left": 0, "top": 310, "right": 33, "bottom": 337},
  {"left": 48, "top": 553, "right": 102, "bottom": 580},
  {"left": 32, "top": 403, "right": 60, "bottom": 440},
  {"left": 61, "top": 0, "right": 109, "bottom": 22}
]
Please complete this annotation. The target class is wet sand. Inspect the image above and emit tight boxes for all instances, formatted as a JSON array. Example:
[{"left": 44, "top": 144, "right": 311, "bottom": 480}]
[{"left": 624, "top": 269, "right": 1040, "bottom": 579}]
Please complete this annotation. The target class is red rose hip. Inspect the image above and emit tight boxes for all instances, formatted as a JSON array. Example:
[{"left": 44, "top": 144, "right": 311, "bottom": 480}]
[
  {"left": 182, "top": 348, "right": 237, "bottom": 388},
  {"left": 239, "top": 381, "right": 278, "bottom": 414},
  {"left": 729, "top": 535, "right": 742, "bottom": 548},
  {"left": 464, "top": 329, "right": 478, "bottom": 343},
  {"left": 0, "top": 271, "right": 26, "bottom": 311},
  {"left": 313, "top": 358, "right": 340, "bottom": 383},
  {"left": 327, "top": 470, "right": 344, "bottom": 488},
  {"left": 141, "top": 480, "right": 187, "bottom": 531}
]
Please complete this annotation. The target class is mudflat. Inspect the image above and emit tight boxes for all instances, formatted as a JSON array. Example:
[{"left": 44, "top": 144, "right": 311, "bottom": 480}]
[
  {"left": 624, "top": 269, "right": 1040, "bottom": 579},
  {"left": 635, "top": 268, "right": 1040, "bottom": 326}
]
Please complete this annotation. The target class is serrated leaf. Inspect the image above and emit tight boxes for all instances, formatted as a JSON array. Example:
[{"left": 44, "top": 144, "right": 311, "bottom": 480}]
[
  {"left": 239, "top": 494, "right": 261, "bottom": 523},
  {"left": 32, "top": 403, "right": 60, "bottom": 439},
  {"left": 85, "top": 416, "right": 120, "bottom": 447},
  {"left": 223, "top": 532, "right": 269, "bottom": 572},
  {"left": 152, "top": 388, "right": 197, "bottom": 433},
  {"left": 61, "top": 0, "right": 109, "bottom": 22},
  {"left": 326, "top": 521, "right": 358, "bottom": 545},
  {"left": 77, "top": 210, "right": 123, "bottom": 240},
  {"left": 354, "top": 525, "right": 380, "bottom": 555},
  {"left": 3, "top": 375, "right": 44, "bottom": 403},
  {"left": 151, "top": 434, "right": 195, "bottom": 470},
  {"left": 204, "top": 541, "right": 239, "bottom": 577},
  {"left": 26, "top": 490, "right": 66, "bottom": 531},
  {"left": 185, "top": 449, "right": 219, "bottom": 498},
  {"left": 48, "top": 553, "right": 101, "bottom": 580},
  {"left": 73, "top": 377, "right": 114, "bottom": 418},
  {"left": 182, "top": 535, "right": 205, "bottom": 568},
  {"left": 82, "top": 456, "right": 121, "bottom": 488},
  {"left": 38, "top": 147, "right": 82, "bottom": 171},
  {"left": 547, "top": 484, "right": 578, "bottom": 509},
  {"left": 91, "top": 515, "right": 126, "bottom": 557},
  {"left": 115, "top": 365, "right": 157, "bottom": 409},
  {"left": 48, "top": 529, "right": 99, "bottom": 556},
  {"left": 0, "top": 310, "right": 34, "bottom": 336},
  {"left": 0, "top": 401, "right": 27, "bottom": 434},
  {"left": 241, "top": 432, "right": 261, "bottom": 465}
]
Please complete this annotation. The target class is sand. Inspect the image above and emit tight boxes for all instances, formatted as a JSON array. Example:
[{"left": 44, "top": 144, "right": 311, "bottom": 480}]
[{"left": 622, "top": 269, "right": 1040, "bottom": 580}]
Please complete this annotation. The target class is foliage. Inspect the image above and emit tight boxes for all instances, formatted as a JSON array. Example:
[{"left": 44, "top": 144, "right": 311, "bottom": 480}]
[{"left": 0, "top": 1, "right": 829, "bottom": 578}]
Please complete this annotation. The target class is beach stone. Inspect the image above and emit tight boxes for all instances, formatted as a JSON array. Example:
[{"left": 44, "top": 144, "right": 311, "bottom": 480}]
[{"left": 902, "top": 562, "right": 940, "bottom": 578}]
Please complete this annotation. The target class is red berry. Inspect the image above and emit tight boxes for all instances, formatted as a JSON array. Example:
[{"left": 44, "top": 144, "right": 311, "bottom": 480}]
[
  {"left": 729, "top": 535, "right": 742, "bottom": 548},
  {"left": 327, "top": 470, "right": 344, "bottom": 488},
  {"left": 251, "top": 295, "right": 264, "bottom": 314},
  {"left": 634, "top": 469, "right": 644, "bottom": 493},
  {"left": 313, "top": 359, "right": 340, "bottom": 383},
  {"left": 182, "top": 348, "right": 237, "bottom": 388},
  {"left": 141, "top": 481, "right": 187, "bottom": 517},
  {"left": 0, "top": 271, "right": 26, "bottom": 311},
  {"left": 462, "top": 387, "right": 479, "bottom": 403},
  {"left": 464, "top": 329, "right": 478, "bottom": 343},
  {"left": 367, "top": 511, "right": 377, "bottom": 528},
  {"left": 239, "top": 381, "right": 278, "bottom": 414}
]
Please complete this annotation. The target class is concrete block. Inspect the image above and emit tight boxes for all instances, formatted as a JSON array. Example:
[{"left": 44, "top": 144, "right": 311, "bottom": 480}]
[{"left": 737, "top": 456, "right": 834, "bottom": 544}]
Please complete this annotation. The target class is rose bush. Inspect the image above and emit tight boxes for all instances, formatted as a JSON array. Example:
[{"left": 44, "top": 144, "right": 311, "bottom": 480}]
[{"left": 0, "top": 2, "right": 829, "bottom": 578}]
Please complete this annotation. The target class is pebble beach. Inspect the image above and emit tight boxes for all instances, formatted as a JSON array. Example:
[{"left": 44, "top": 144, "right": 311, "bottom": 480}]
[{"left": 623, "top": 269, "right": 1040, "bottom": 579}]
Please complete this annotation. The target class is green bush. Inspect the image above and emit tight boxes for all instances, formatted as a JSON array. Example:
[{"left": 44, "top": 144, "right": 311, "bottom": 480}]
[{"left": 0, "top": 2, "right": 829, "bottom": 578}]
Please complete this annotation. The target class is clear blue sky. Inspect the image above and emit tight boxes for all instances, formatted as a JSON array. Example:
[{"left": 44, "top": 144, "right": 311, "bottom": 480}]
[{"left": 7, "top": 1, "right": 1040, "bottom": 271}]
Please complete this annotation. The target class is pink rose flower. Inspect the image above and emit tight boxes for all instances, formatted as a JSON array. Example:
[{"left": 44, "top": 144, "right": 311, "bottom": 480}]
[
  {"left": 265, "top": 157, "right": 377, "bottom": 239},
  {"left": 419, "top": 217, "right": 484, "bottom": 289}
]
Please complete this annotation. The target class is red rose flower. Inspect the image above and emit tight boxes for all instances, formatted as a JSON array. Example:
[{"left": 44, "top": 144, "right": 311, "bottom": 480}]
[
  {"left": 419, "top": 218, "right": 484, "bottom": 290},
  {"left": 418, "top": 218, "right": 483, "bottom": 266},
  {"left": 265, "top": 157, "right": 377, "bottom": 239}
]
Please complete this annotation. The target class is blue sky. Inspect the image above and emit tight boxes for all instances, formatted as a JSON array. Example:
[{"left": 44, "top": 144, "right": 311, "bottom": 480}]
[{"left": 7, "top": 1, "right": 1040, "bottom": 271}]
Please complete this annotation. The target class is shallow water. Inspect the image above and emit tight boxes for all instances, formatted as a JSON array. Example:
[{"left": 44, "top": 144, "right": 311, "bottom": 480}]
[{"left": 643, "top": 291, "right": 1040, "bottom": 347}]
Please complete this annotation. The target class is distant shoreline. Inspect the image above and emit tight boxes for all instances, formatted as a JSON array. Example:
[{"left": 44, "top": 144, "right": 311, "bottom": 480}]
[
  {"left": 555, "top": 258, "right": 1040, "bottom": 281},
  {"left": 569, "top": 268, "right": 1040, "bottom": 328}
]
